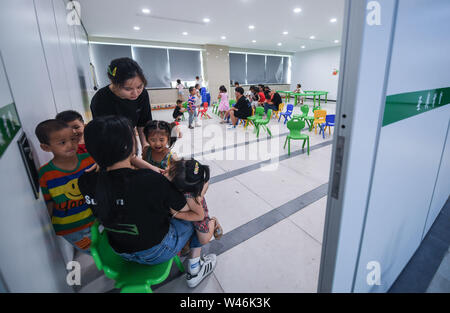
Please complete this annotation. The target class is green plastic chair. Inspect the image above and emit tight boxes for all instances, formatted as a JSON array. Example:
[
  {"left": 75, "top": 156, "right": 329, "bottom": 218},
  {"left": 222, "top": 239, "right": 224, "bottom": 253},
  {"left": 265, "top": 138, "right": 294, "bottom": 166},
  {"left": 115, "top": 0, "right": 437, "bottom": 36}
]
[
  {"left": 246, "top": 107, "right": 264, "bottom": 129},
  {"left": 300, "top": 105, "right": 315, "bottom": 131},
  {"left": 229, "top": 99, "right": 236, "bottom": 108},
  {"left": 254, "top": 109, "right": 272, "bottom": 138},
  {"left": 284, "top": 118, "right": 310, "bottom": 156},
  {"left": 90, "top": 221, "right": 184, "bottom": 293}
]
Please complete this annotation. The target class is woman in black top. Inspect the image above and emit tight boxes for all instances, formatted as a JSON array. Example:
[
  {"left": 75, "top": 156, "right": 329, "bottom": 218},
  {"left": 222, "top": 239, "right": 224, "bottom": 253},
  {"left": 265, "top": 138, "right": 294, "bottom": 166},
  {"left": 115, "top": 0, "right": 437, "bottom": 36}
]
[
  {"left": 78, "top": 116, "right": 216, "bottom": 288},
  {"left": 90, "top": 58, "right": 152, "bottom": 149},
  {"left": 264, "top": 89, "right": 282, "bottom": 115}
]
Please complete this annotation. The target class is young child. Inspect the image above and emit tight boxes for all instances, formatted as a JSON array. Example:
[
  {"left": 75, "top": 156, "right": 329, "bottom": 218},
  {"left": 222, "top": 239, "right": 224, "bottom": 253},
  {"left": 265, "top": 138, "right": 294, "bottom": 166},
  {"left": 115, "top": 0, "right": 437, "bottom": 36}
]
[
  {"left": 55, "top": 110, "right": 87, "bottom": 154},
  {"left": 35, "top": 119, "right": 96, "bottom": 254},
  {"left": 176, "top": 79, "right": 184, "bottom": 101},
  {"left": 294, "top": 83, "right": 304, "bottom": 104},
  {"left": 166, "top": 159, "right": 223, "bottom": 249},
  {"left": 142, "top": 120, "right": 178, "bottom": 169},
  {"left": 187, "top": 87, "right": 199, "bottom": 129},
  {"left": 217, "top": 85, "right": 229, "bottom": 120},
  {"left": 173, "top": 99, "right": 186, "bottom": 121}
]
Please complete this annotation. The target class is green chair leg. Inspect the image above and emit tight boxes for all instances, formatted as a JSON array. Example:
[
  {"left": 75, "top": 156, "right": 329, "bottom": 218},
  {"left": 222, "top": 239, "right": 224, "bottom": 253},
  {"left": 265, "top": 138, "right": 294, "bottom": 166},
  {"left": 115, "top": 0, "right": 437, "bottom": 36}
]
[
  {"left": 266, "top": 126, "right": 272, "bottom": 137},
  {"left": 121, "top": 284, "right": 152, "bottom": 293},
  {"left": 174, "top": 255, "right": 185, "bottom": 272},
  {"left": 307, "top": 138, "right": 310, "bottom": 155},
  {"left": 302, "top": 139, "right": 306, "bottom": 149},
  {"left": 288, "top": 138, "right": 291, "bottom": 156},
  {"left": 283, "top": 136, "right": 288, "bottom": 149}
]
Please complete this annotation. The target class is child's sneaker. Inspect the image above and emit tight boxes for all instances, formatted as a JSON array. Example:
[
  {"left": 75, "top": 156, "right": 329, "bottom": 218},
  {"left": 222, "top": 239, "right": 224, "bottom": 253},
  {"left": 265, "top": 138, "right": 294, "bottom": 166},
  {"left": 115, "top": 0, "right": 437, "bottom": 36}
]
[{"left": 186, "top": 254, "right": 217, "bottom": 288}]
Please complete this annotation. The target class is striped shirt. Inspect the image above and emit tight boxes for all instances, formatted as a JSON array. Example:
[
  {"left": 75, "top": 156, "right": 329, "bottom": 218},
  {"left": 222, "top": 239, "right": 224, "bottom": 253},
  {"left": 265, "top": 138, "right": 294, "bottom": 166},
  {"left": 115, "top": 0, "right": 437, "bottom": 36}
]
[
  {"left": 188, "top": 95, "right": 197, "bottom": 112},
  {"left": 38, "top": 153, "right": 96, "bottom": 236}
]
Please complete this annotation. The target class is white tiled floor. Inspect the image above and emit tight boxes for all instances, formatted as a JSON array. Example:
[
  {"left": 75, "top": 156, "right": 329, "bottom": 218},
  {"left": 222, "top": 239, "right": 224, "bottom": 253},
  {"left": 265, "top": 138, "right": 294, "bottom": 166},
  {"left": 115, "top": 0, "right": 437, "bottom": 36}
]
[{"left": 78, "top": 100, "right": 335, "bottom": 293}]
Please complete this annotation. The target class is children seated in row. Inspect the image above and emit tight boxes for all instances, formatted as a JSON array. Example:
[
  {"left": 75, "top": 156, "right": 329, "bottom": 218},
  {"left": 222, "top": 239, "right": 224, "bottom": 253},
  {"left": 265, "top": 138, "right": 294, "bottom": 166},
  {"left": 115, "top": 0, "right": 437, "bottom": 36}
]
[
  {"left": 36, "top": 119, "right": 96, "bottom": 254},
  {"left": 221, "top": 87, "right": 252, "bottom": 128}
]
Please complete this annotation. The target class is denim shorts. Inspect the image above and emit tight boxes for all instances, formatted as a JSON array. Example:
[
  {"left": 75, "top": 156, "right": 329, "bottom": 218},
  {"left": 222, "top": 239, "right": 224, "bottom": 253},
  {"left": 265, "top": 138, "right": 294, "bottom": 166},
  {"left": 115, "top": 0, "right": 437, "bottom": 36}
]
[
  {"left": 118, "top": 219, "right": 202, "bottom": 265},
  {"left": 62, "top": 226, "right": 92, "bottom": 255}
]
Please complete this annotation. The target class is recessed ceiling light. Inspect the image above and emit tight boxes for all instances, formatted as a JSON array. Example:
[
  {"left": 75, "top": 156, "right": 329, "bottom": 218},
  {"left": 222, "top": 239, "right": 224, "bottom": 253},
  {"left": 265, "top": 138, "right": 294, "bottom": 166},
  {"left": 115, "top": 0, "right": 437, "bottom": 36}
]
[
  {"left": 293, "top": 8, "right": 302, "bottom": 13},
  {"left": 277, "top": 43, "right": 282, "bottom": 46},
  {"left": 330, "top": 18, "right": 337, "bottom": 23},
  {"left": 301, "top": 45, "right": 306, "bottom": 49},
  {"left": 133, "top": 26, "right": 140, "bottom": 30},
  {"left": 142, "top": 8, "right": 150, "bottom": 14},
  {"left": 249, "top": 25, "right": 255, "bottom": 30},
  {"left": 310, "top": 35, "right": 315, "bottom": 39},
  {"left": 252, "top": 40, "right": 256, "bottom": 43},
  {"left": 334, "top": 40, "right": 339, "bottom": 43},
  {"left": 221, "top": 36, "right": 226, "bottom": 40},
  {"left": 282, "top": 31, "right": 288, "bottom": 35},
  {"left": 182, "top": 32, "right": 188, "bottom": 36},
  {"left": 203, "top": 18, "right": 210, "bottom": 23}
]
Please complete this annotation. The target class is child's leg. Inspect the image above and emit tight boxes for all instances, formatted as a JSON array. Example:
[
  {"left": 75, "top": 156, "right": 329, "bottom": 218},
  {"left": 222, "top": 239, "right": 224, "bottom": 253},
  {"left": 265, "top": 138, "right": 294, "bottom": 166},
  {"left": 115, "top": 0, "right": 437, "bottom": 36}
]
[{"left": 196, "top": 219, "right": 216, "bottom": 245}]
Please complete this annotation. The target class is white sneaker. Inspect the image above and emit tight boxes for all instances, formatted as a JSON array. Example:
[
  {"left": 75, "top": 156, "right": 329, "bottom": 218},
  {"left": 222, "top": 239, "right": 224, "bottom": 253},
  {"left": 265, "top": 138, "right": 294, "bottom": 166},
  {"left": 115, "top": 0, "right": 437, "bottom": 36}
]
[
  {"left": 186, "top": 254, "right": 217, "bottom": 288},
  {"left": 195, "top": 123, "right": 201, "bottom": 127},
  {"left": 226, "top": 125, "right": 236, "bottom": 129}
]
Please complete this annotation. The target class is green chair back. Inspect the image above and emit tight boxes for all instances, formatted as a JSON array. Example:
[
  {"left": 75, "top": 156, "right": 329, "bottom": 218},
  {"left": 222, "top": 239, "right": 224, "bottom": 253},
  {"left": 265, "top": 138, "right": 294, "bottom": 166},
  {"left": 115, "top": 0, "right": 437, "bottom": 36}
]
[
  {"left": 300, "top": 105, "right": 309, "bottom": 115},
  {"left": 90, "top": 221, "right": 184, "bottom": 293},
  {"left": 183, "top": 102, "right": 188, "bottom": 109},
  {"left": 287, "top": 118, "right": 306, "bottom": 135}
]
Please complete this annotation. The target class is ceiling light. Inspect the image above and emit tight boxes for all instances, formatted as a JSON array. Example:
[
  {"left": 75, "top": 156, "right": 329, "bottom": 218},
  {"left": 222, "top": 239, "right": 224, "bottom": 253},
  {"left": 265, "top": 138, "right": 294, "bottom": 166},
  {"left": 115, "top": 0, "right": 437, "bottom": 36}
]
[
  {"left": 248, "top": 25, "right": 255, "bottom": 30},
  {"left": 277, "top": 43, "right": 282, "bottom": 46},
  {"left": 182, "top": 32, "right": 188, "bottom": 36},
  {"left": 142, "top": 8, "right": 150, "bottom": 14},
  {"left": 310, "top": 35, "right": 315, "bottom": 39},
  {"left": 252, "top": 40, "right": 256, "bottom": 43},
  {"left": 334, "top": 40, "right": 339, "bottom": 43},
  {"left": 221, "top": 36, "right": 226, "bottom": 40},
  {"left": 282, "top": 31, "right": 288, "bottom": 35},
  {"left": 133, "top": 26, "right": 140, "bottom": 30},
  {"left": 293, "top": 8, "right": 302, "bottom": 13},
  {"left": 203, "top": 18, "right": 210, "bottom": 23},
  {"left": 301, "top": 45, "right": 306, "bottom": 49},
  {"left": 330, "top": 18, "right": 337, "bottom": 23}
]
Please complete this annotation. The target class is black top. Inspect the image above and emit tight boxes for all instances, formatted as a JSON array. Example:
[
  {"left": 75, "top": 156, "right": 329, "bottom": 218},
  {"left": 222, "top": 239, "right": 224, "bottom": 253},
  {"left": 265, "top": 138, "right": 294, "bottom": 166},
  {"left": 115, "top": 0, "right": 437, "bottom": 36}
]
[
  {"left": 234, "top": 96, "right": 252, "bottom": 118},
  {"left": 172, "top": 106, "right": 183, "bottom": 119},
  {"left": 78, "top": 168, "right": 186, "bottom": 254},
  {"left": 271, "top": 92, "right": 282, "bottom": 111},
  {"left": 90, "top": 86, "right": 152, "bottom": 128}
]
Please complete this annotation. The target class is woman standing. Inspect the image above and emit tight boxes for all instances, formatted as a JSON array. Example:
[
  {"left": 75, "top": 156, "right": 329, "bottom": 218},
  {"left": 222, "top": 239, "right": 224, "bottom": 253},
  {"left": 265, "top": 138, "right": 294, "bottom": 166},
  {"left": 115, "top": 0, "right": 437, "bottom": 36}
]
[{"left": 90, "top": 57, "right": 152, "bottom": 150}]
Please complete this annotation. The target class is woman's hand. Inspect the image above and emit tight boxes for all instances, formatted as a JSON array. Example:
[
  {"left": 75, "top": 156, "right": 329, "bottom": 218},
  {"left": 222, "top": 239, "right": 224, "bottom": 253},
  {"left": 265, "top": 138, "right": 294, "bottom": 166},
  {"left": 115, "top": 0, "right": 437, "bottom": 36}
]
[{"left": 85, "top": 163, "right": 99, "bottom": 172}]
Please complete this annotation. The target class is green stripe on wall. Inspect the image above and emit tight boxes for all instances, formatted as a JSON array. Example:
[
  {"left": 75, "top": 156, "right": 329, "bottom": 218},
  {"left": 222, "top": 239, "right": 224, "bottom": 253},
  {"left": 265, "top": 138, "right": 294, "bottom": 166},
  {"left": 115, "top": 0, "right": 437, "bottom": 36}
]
[{"left": 383, "top": 87, "right": 450, "bottom": 127}]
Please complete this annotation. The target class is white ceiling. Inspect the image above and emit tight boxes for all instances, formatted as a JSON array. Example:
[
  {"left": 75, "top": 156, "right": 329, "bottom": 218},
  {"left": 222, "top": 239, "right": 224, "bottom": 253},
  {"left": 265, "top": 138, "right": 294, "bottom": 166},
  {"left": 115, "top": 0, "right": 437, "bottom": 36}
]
[{"left": 77, "top": 0, "right": 345, "bottom": 53}]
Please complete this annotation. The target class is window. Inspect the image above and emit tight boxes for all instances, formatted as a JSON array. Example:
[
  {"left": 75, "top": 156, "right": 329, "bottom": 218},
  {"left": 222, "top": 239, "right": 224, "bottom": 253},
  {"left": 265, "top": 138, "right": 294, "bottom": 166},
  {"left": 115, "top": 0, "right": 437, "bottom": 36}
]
[
  {"left": 132, "top": 47, "right": 171, "bottom": 88},
  {"left": 169, "top": 49, "right": 202, "bottom": 82},
  {"left": 229, "top": 52, "right": 291, "bottom": 85},
  {"left": 90, "top": 44, "right": 132, "bottom": 87}
]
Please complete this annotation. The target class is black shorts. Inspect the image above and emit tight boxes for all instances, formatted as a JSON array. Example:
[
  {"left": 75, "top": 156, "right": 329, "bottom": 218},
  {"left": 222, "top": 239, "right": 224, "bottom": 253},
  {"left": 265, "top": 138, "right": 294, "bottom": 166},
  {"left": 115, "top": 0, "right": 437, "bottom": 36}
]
[{"left": 235, "top": 111, "right": 251, "bottom": 119}]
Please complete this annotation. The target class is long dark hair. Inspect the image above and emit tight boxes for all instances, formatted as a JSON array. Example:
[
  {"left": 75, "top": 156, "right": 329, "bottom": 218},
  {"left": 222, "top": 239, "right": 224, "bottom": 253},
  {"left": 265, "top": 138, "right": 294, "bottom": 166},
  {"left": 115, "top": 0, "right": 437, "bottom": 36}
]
[
  {"left": 84, "top": 116, "right": 135, "bottom": 221},
  {"left": 143, "top": 120, "right": 177, "bottom": 149},
  {"left": 107, "top": 57, "right": 148, "bottom": 87},
  {"left": 168, "top": 159, "right": 210, "bottom": 203}
]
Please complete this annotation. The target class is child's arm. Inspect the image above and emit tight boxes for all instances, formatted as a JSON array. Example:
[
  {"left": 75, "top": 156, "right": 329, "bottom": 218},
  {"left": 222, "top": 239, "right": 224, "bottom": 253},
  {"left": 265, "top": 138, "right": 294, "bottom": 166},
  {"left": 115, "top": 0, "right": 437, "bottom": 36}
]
[
  {"left": 46, "top": 202, "right": 54, "bottom": 217},
  {"left": 170, "top": 198, "right": 204, "bottom": 221},
  {"left": 131, "top": 155, "right": 165, "bottom": 174}
]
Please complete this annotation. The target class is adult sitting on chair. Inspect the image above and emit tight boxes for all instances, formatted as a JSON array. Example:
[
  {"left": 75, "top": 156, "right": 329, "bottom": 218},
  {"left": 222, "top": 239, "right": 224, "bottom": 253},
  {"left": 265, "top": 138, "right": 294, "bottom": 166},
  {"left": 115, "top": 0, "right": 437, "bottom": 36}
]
[
  {"left": 264, "top": 89, "right": 282, "bottom": 116},
  {"left": 79, "top": 116, "right": 216, "bottom": 288},
  {"left": 223, "top": 87, "right": 252, "bottom": 129}
]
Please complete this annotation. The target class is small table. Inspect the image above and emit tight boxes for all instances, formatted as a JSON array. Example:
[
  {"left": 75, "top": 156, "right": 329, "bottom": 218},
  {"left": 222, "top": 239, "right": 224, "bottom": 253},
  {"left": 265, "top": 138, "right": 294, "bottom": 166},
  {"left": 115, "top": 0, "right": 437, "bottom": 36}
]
[{"left": 276, "top": 90, "right": 294, "bottom": 103}]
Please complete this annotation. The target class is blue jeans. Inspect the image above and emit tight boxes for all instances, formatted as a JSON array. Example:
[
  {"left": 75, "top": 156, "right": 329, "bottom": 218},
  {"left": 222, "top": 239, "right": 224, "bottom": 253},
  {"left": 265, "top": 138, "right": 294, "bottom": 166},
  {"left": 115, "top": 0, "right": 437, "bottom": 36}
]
[
  {"left": 188, "top": 108, "right": 197, "bottom": 126},
  {"left": 264, "top": 103, "right": 278, "bottom": 114},
  {"left": 118, "top": 219, "right": 201, "bottom": 265}
]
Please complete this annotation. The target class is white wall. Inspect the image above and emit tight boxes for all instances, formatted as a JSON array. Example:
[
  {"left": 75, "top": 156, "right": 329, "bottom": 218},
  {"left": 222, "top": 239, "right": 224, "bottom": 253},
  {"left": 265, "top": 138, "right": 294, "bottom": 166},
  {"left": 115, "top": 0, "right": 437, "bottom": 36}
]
[
  {"left": 291, "top": 47, "right": 341, "bottom": 101},
  {"left": 0, "top": 0, "right": 91, "bottom": 292}
]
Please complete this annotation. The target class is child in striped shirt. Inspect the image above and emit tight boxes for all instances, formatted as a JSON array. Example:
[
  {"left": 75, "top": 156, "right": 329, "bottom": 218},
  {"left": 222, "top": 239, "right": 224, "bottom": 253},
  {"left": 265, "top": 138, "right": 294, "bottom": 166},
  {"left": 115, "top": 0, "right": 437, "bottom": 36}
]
[
  {"left": 36, "top": 119, "right": 96, "bottom": 254},
  {"left": 187, "top": 86, "right": 200, "bottom": 129}
]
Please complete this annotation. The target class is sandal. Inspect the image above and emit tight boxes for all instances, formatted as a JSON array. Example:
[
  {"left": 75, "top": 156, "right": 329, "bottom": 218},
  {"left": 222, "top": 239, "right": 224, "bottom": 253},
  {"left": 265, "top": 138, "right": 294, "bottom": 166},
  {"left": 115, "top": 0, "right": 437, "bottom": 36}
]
[{"left": 211, "top": 217, "right": 223, "bottom": 240}]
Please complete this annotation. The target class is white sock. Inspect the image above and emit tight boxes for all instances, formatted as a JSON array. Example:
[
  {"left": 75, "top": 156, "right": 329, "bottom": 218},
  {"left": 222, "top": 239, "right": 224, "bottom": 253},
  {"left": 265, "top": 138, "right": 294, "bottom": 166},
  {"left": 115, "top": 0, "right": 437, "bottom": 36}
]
[{"left": 188, "top": 257, "right": 201, "bottom": 275}]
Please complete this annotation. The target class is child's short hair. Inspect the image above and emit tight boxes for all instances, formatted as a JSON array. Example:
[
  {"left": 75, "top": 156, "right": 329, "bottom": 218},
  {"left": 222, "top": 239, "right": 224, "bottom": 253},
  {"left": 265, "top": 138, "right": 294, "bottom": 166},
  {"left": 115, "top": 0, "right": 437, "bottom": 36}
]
[
  {"left": 176, "top": 99, "right": 182, "bottom": 104},
  {"left": 219, "top": 85, "right": 227, "bottom": 93},
  {"left": 189, "top": 86, "right": 195, "bottom": 93},
  {"left": 35, "top": 119, "right": 70, "bottom": 145},
  {"left": 143, "top": 120, "right": 177, "bottom": 148},
  {"left": 168, "top": 158, "right": 210, "bottom": 202},
  {"left": 55, "top": 110, "right": 84, "bottom": 123},
  {"left": 177, "top": 79, "right": 181, "bottom": 84}
]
